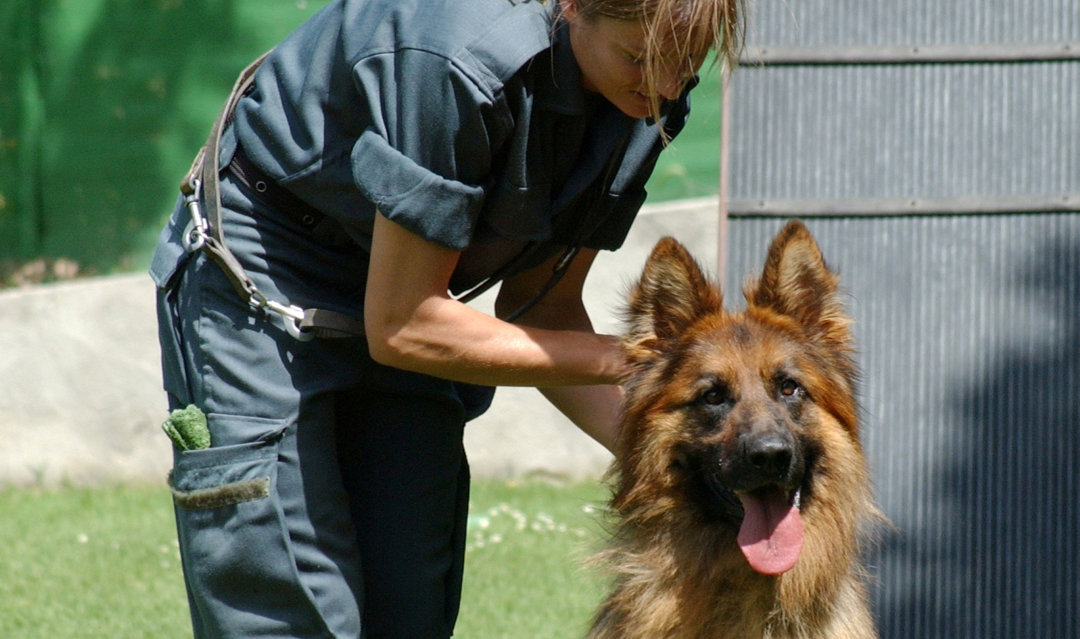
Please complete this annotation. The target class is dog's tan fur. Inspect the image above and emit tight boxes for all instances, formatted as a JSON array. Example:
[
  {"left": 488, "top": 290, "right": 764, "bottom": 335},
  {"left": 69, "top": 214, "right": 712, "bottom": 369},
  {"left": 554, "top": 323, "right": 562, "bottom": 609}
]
[{"left": 588, "top": 221, "right": 877, "bottom": 639}]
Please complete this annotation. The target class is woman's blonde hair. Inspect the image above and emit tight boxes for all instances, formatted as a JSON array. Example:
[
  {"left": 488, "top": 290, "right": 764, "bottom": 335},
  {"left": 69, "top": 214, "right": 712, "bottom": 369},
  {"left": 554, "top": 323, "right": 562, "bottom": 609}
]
[{"left": 568, "top": 0, "right": 745, "bottom": 123}]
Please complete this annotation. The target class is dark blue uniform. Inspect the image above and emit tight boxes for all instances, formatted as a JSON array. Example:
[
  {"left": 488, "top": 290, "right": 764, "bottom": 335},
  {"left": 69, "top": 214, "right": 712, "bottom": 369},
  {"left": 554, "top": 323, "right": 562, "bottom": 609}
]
[{"left": 150, "top": 0, "right": 690, "bottom": 636}]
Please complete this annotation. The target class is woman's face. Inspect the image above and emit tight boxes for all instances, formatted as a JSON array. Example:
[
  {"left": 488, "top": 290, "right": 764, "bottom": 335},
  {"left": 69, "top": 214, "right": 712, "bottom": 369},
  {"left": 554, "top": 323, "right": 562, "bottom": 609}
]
[{"left": 562, "top": 1, "right": 703, "bottom": 119}]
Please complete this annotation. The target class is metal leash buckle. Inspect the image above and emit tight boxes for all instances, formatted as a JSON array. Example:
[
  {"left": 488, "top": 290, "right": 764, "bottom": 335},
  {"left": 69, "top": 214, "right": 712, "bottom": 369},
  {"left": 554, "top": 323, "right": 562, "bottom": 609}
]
[
  {"left": 248, "top": 288, "right": 315, "bottom": 342},
  {"left": 181, "top": 176, "right": 208, "bottom": 253}
]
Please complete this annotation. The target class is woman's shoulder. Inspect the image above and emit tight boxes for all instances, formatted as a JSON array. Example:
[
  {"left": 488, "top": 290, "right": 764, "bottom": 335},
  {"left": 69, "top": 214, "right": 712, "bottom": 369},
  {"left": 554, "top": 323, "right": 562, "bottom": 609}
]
[{"left": 342, "top": 0, "right": 554, "bottom": 84}]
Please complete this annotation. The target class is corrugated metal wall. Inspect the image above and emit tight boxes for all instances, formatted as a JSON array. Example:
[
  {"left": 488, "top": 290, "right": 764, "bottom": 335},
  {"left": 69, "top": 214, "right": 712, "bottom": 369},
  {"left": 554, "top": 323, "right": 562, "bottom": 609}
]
[
  {"left": 724, "top": 1, "right": 1079, "bottom": 636},
  {"left": 744, "top": 0, "right": 1078, "bottom": 46},
  {"left": 732, "top": 63, "right": 1079, "bottom": 199}
]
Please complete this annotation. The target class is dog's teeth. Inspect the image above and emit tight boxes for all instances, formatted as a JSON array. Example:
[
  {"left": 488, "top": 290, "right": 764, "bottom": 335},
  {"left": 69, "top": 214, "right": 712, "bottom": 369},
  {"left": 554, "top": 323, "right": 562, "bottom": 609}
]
[{"left": 793, "top": 490, "right": 802, "bottom": 509}]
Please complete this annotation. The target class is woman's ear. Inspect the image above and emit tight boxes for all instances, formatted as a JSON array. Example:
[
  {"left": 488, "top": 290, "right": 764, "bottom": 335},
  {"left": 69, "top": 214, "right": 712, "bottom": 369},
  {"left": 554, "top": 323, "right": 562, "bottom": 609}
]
[{"left": 560, "top": 0, "right": 579, "bottom": 21}]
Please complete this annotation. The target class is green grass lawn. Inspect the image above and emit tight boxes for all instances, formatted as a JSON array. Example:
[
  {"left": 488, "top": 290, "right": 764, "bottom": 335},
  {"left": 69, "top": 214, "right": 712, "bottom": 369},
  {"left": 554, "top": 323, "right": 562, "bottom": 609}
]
[
  {"left": 456, "top": 479, "right": 610, "bottom": 639},
  {"left": 0, "top": 479, "right": 611, "bottom": 639},
  {"left": 0, "top": 486, "right": 190, "bottom": 638}
]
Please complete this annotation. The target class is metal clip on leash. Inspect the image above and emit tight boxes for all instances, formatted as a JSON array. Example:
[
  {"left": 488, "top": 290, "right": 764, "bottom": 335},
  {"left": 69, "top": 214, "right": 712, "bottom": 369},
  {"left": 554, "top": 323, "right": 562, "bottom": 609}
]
[
  {"left": 181, "top": 169, "right": 314, "bottom": 341},
  {"left": 248, "top": 289, "right": 313, "bottom": 342},
  {"left": 181, "top": 175, "right": 207, "bottom": 253},
  {"left": 180, "top": 49, "right": 316, "bottom": 342}
]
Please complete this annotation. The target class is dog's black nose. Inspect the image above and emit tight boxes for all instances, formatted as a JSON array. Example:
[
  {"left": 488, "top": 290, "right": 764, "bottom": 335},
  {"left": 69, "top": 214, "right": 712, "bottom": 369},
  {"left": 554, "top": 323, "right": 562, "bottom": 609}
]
[{"left": 746, "top": 436, "right": 793, "bottom": 478}]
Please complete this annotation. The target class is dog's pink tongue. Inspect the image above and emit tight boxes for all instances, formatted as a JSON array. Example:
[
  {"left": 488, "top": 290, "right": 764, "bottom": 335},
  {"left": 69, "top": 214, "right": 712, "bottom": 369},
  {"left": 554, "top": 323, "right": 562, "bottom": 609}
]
[{"left": 737, "top": 493, "right": 803, "bottom": 575}]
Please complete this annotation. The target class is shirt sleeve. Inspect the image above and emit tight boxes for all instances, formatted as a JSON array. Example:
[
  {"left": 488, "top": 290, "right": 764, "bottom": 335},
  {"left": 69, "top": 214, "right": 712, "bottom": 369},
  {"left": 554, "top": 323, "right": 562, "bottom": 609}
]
[{"left": 349, "top": 49, "right": 508, "bottom": 252}]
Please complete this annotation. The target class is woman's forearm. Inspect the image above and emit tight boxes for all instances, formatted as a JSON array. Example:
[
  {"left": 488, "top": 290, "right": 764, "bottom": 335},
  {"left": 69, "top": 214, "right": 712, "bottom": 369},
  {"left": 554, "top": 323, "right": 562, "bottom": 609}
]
[
  {"left": 367, "top": 294, "right": 625, "bottom": 387},
  {"left": 539, "top": 384, "right": 623, "bottom": 453}
]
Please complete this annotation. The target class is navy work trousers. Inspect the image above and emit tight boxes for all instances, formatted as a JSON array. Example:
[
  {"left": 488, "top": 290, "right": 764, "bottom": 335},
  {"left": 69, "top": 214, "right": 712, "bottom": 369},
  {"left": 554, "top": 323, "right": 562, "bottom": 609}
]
[{"left": 150, "top": 167, "right": 492, "bottom": 638}]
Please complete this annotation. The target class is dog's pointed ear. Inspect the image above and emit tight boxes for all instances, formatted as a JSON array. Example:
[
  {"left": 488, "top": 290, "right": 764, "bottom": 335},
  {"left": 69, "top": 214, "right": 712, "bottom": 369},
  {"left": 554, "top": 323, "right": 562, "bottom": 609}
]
[
  {"left": 745, "top": 221, "right": 851, "bottom": 349},
  {"left": 625, "top": 237, "right": 722, "bottom": 353}
]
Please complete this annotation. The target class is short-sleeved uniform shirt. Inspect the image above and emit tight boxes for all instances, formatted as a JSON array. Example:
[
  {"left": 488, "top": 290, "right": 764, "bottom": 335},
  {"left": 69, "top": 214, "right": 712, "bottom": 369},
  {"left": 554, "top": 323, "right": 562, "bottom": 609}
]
[{"left": 225, "top": 0, "right": 690, "bottom": 294}]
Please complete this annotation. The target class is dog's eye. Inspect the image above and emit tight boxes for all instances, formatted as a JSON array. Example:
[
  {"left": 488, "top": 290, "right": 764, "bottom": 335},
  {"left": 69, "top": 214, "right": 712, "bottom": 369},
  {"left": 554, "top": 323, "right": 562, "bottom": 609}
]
[
  {"left": 702, "top": 387, "right": 729, "bottom": 406},
  {"left": 779, "top": 378, "right": 802, "bottom": 397}
]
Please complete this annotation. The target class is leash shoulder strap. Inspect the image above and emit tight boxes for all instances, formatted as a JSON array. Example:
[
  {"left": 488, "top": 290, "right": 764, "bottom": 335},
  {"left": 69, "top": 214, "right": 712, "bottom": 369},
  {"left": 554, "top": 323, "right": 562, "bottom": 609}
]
[{"left": 180, "top": 50, "right": 367, "bottom": 340}]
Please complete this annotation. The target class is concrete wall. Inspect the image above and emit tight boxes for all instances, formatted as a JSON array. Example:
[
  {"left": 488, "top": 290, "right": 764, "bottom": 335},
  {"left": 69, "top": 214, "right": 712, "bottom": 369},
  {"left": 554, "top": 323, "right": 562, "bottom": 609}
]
[{"left": 0, "top": 198, "right": 721, "bottom": 487}]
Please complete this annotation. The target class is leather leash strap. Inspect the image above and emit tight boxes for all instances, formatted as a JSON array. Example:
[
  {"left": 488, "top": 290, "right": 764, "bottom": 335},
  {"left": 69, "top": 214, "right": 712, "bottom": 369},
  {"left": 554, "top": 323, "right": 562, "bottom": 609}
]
[{"left": 180, "top": 51, "right": 366, "bottom": 340}]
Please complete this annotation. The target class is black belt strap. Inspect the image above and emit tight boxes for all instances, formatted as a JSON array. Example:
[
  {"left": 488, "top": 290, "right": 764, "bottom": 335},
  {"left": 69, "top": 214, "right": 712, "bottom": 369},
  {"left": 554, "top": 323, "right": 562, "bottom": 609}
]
[{"left": 227, "top": 146, "right": 327, "bottom": 232}]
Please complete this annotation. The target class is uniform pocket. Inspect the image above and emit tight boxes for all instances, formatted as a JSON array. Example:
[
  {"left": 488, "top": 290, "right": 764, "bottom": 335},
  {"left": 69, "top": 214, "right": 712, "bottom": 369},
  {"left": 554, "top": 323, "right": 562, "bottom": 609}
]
[
  {"left": 151, "top": 200, "right": 198, "bottom": 406},
  {"left": 170, "top": 417, "right": 331, "bottom": 637},
  {"left": 168, "top": 430, "right": 280, "bottom": 511}
]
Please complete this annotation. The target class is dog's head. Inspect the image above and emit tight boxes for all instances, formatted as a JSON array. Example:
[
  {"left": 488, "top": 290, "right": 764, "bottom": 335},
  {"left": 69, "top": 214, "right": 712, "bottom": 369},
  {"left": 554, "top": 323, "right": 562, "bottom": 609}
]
[{"left": 617, "top": 221, "right": 861, "bottom": 576}]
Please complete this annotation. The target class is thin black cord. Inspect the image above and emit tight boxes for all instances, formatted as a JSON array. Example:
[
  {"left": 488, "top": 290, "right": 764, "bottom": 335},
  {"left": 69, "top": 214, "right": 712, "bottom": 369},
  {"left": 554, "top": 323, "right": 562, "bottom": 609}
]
[{"left": 502, "top": 245, "right": 581, "bottom": 322}]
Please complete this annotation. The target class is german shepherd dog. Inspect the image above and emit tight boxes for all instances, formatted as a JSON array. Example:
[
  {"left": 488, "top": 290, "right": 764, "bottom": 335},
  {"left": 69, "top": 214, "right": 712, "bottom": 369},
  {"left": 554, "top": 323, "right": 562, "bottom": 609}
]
[{"left": 589, "top": 221, "right": 877, "bottom": 639}]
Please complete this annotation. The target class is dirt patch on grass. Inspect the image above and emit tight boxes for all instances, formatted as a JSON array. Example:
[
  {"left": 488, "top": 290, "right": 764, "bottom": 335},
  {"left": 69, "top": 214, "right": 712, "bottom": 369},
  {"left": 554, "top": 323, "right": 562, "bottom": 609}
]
[{"left": 0, "top": 258, "right": 94, "bottom": 290}]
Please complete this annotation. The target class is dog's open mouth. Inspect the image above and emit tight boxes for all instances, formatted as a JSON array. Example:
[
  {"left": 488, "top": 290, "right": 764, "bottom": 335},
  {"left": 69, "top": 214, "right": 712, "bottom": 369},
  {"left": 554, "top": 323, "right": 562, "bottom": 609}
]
[
  {"left": 702, "top": 475, "right": 804, "bottom": 575},
  {"left": 736, "top": 487, "right": 803, "bottom": 576}
]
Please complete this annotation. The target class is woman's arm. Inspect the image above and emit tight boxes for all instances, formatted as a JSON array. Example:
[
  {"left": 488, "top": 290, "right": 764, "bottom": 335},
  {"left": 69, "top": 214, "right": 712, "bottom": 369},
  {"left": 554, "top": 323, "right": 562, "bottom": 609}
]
[
  {"left": 363, "top": 212, "right": 627, "bottom": 393},
  {"left": 493, "top": 244, "right": 624, "bottom": 452}
]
